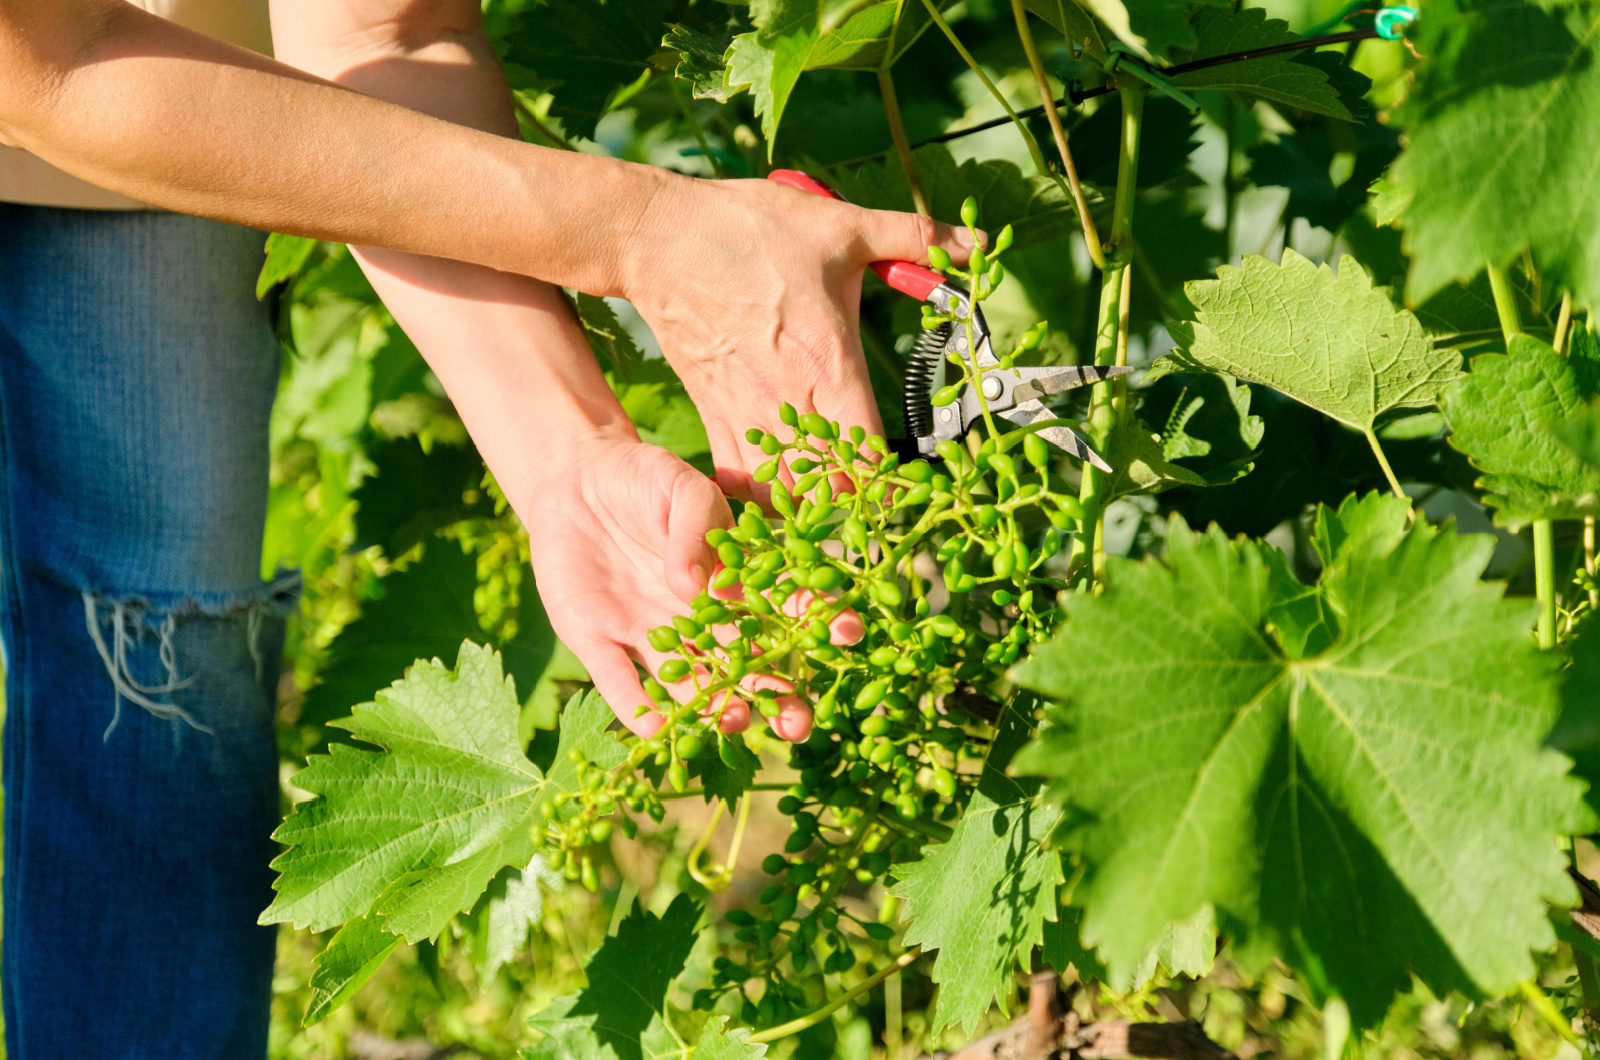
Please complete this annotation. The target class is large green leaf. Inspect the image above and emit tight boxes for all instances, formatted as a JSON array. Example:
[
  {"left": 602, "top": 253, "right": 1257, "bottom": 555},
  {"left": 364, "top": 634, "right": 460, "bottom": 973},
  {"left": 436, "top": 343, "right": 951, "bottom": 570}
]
[
  {"left": 1012, "top": 499, "right": 1587, "bottom": 1021},
  {"left": 500, "top": 0, "right": 677, "bottom": 141},
  {"left": 523, "top": 895, "right": 702, "bottom": 1060},
  {"left": 1154, "top": 251, "right": 1461, "bottom": 444},
  {"left": 1388, "top": 0, "right": 1600, "bottom": 309},
  {"left": 725, "top": 0, "right": 945, "bottom": 153},
  {"left": 1248, "top": 117, "right": 1399, "bottom": 235},
  {"left": 1441, "top": 334, "right": 1600, "bottom": 527},
  {"left": 1169, "top": 9, "right": 1350, "bottom": 119},
  {"left": 265, "top": 642, "right": 544, "bottom": 940},
  {"left": 891, "top": 696, "right": 1064, "bottom": 1037},
  {"left": 298, "top": 544, "right": 559, "bottom": 737},
  {"left": 351, "top": 438, "right": 494, "bottom": 558},
  {"left": 303, "top": 910, "right": 404, "bottom": 1026}
]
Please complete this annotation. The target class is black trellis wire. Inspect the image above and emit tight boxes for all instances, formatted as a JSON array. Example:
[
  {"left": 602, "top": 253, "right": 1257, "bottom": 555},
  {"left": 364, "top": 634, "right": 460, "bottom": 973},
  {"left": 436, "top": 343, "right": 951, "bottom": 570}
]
[{"left": 889, "top": 27, "right": 1380, "bottom": 157}]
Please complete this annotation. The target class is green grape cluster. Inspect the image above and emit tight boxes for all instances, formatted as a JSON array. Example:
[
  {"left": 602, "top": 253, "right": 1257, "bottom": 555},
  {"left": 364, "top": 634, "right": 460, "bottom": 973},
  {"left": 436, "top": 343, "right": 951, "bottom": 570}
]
[{"left": 529, "top": 199, "right": 1084, "bottom": 1022}]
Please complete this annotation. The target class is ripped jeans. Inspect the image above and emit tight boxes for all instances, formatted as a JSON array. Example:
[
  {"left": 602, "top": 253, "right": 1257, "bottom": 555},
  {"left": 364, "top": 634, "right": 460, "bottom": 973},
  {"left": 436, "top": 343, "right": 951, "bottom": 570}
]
[{"left": 0, "top": 204, "right": 291, "bottom": 1059}]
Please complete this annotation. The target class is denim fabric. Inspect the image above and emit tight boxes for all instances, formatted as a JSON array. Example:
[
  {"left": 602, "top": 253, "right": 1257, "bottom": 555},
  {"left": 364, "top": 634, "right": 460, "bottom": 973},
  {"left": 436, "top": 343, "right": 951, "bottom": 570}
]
[{"left": 0, "top": 204, "right": 291, "bottom": 1059}]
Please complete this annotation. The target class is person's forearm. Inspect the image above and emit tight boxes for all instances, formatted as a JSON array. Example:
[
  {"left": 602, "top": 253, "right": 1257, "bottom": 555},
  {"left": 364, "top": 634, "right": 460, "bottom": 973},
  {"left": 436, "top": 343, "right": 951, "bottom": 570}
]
[
  {"left": 0, "top": 0, "right": 663, "bottom": 295},
  {"left": 267, "top": 0, "right": 637, "bottom": 499}
]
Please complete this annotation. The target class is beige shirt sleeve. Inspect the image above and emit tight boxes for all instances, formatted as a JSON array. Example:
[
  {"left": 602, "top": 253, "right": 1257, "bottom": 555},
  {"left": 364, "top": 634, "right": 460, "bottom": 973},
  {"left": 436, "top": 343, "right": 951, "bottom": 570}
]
[{"left": 0, "top": 0, "right": 273, "bottom": 211}]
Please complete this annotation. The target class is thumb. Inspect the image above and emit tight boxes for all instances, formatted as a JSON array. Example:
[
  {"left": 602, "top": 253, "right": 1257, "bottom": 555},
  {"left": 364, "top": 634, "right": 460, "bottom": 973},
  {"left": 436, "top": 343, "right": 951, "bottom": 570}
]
[
  {"left": 855, "top": 205, "right": 983, "bottom": 269},
  {"left": 665, "top": 471, "right": 734, "bottom": 605}
]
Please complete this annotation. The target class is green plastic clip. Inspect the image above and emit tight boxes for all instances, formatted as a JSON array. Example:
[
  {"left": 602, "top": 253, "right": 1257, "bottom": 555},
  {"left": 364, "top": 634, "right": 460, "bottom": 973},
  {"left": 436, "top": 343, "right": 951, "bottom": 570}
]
[{"left": 1375, "top": 5, "right": 1418, "bottom": 40}]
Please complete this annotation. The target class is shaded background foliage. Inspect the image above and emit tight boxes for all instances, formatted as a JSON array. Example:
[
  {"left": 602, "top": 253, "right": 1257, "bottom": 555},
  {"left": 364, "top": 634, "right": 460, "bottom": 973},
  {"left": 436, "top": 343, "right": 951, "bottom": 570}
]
[{"left": 232, "top": 0, "right": 1600, "bottom": 1057}]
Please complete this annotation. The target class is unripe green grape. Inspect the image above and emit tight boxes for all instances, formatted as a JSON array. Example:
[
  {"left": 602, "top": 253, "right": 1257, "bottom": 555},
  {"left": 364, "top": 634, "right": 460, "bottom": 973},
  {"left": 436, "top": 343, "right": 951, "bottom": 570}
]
[
  {"left": 799, "top": 412, "right": 832, "bottom": 438},
  {"left": 711, "top": 567, "right": 740, "bottom": 590},
  {"left": 859, "top": 714, "right": 890, "bottom": 737},
  {"left": 868, "top": 646, "right": 898, "bottom": 669},
  {"left": 854, "top": 680, "right": 888, "bottom": 710},
  {"left": 693, "top": 630, "right": 718, "bottom": 651},
  {"left": 784, "top": 830, "right": 810, "bottom": 853},
  {"left": 753, "top": 458, "right": 780, "bottom": 483},
  {"left": 671, "top": 615, "right": 702, "bottom": 638},
  {"left": 977, "top": 505, "right": 1000, "bottom": 528},
  {"left": 884, "top": 691, "right": 909, "bottom": 714},
  {"left": 849, "top": 424, "right": 866, "bottom": 444},
  {"left": 969, "top": 245, "right": 987, "bottom": 277},
  {"left": 840, "top": 516, "right": 868, "bottom": 553},
  {"left": 896, "top": 792, "right": 921, "bottom": 820},
  {"left": 927, "top": 245, "right": 951, "bottom": 270},
  {"left": 988, "top": 452, "right": 1016, "bottom": 478},
  {"left": 1054, "top": 494, "right": 1085, "bottom": 520},
  {"left": 770, "top": 481, "right": 795, "bottom": 516},
  {"left": 936, "top": 439, "right": 964, "bottom": 465},
  {"left": 658, "top": 659, "right": 691, "bottom": 683},
  {"left": 901, "top": 482, "right": 933, "bottom": 506},
  {"left": 992, "top": 589, "right": 1014, "bottom": 606},
  {"left": 667, "top": 761, "right": 688, "bottom": 793},
  {"left": 589, "top": 818, "right": 614, "bottom": 843},
  {"left": 930, "top": 615, "right": 961, "bottom": 638},
  {"left": 793, "top": 472, "right": 821, "bottom": 496},
  {"left": 677, "top": 732, "right": 706, "bottom": 760},
  {"left": 994, "top": 224, "right": 1014, "bottom": 255},
  {"left": 933, "top": 767, "right": 957, "bottom": 798},
  {"left": 779, "top": 402, "right": 799, "bottom": 427},
  {"left": 1024, "top": 432, "right": 1050, "bottom": 470},
  {"left": 807, "top": 566, "right": 842, "bottom": 591},
  {"left": 1013, "top": 540, "right": 1031, "bottom": 572},
  {"left": 915, "top": 597, "right": 931, "bottom": 617},
  {"left": 647, "top": 626, "right": 681, "bottom": 652},
  {"left": 762, "top": 853, "right": 787, "bottom": 875},
  {"left": 761, "top": 432, "right": 782, "bottom": 455},
  {"left": 1039, "top": 529, "right": 1061, "bottom": 558},
  {"left": 870, "top": 739, "right": 896, "bottom": 766},
  {"left": 745, "top": 427, "right": 764, "bottom": 445},
  {"left": 960, "top": 196, "right": 979, "bottom": 228},
  {"left": 932, "top": 383, "right": 963, "bottom": 407},
  {"left": 988, "top": 260, "right": 1004, "bottom": 287},
  {"left": 717, "top": 542, "right": 745, "bottom": 570},
  {"left": 707, "top": 528, "right": 733, "bottom": 547},
  {"left": 695, "top": 603, "right": 731, "bottom": 625}
]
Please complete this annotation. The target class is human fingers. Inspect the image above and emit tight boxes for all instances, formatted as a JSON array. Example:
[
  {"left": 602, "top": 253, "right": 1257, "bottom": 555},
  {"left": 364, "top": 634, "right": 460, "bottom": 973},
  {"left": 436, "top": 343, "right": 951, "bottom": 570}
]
[
  {"left": 665, "top": 467, "right": 735, "bottom": 604},
  {"left": 744, "top": 673, "right": 813, "bottom": 743},
  {"left": 583, "top": 640, "right": 666, "bottom": 739},
  {"left": 849, "top": 203, "right": 984, "bottom": 268}
]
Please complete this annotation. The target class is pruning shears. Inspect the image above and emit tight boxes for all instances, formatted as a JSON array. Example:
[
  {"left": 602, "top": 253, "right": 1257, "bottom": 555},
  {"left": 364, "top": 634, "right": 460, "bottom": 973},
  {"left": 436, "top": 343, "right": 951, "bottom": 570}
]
[{"left": 768, "top": 170, "right": 1131, "bottom": 472}]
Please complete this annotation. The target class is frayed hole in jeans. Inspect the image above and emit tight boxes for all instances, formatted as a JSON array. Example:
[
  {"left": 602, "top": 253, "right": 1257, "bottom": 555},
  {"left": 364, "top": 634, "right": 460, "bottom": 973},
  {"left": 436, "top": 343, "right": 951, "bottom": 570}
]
[{"left": 84, "top": 593, "right": 211, "bottom": 740}]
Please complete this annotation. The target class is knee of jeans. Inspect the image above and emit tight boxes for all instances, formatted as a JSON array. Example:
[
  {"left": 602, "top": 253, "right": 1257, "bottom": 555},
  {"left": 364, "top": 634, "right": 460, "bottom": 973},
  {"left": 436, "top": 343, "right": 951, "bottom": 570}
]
[{"left": 81, "top": 572, "right": 302, "bottom": 741}]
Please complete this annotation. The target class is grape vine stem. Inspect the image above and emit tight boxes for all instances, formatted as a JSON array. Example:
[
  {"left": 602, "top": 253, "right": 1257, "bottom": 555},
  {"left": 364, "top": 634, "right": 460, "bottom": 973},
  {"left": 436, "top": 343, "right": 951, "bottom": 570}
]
[
  {"left": 747, "top": 948, "right": 922, "bottom": 1044},
  {"left": 1488, "top": 261, "right": 1558, "bottom": 648}
]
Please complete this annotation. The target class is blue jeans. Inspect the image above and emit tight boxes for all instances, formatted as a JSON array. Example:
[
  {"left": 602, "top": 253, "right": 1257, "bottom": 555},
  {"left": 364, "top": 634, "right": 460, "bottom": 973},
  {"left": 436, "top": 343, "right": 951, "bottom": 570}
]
[{"left": 0, "top": 204, "right": 292, "bottom": 1058}]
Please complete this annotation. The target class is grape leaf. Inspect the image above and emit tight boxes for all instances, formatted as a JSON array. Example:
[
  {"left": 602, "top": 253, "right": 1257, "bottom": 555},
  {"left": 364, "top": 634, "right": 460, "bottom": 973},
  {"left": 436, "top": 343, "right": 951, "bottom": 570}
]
[
  {"left": 1023, "top": 0, "right": 1105, "bottom": 59},
  {"left": 725, "top": 1, "right": 946, "bottom": 154},
  {"left": 1248, "top": 117, "right": 1399, "bottom": 235},
  {"left": 1388, "top": 0, "right": 1600, "bottom": 309},
  {"left": 663, "top": 23, "right": 739, "bottom": 102},
  {"left": 1012, "top": 504, "right": 1587, "bottom": 1018},
  {"left": 303, "top": 911, "right": 404, "bottom": 1026},
  {"left": 1440, "top": 335, "right": 1600, "bottom": 527},
  {"left": 1169, "top": 9, "right": 1350, "bottom": 119},
  {"left": 298, "top": 544, "right": 561, "bottom": 739},
  {"left": 257, "top": 233, "right": 318, "bottom": 299},
  {"left": 1153, "top": 251, "right": 1461, "bottom": 445},
  {"left": 524, "top": 895, "right": 702, "bottom": 1060},
  {"left": 499, "top": 0, "right": 676, "bottom": 142},
  {"left": 1550, "top": 619, "right": 1600, "bottom": 814},
  {"left": 575, "top": 292, "right": 643, "bottom": 377},
  {"left": 891, "top": 695, "right": 1064, "bottom": 1037},
  {"left": 351, "top": 438, "right": 493, "bottom": 558},
  {"left": 693, "top": 1016, "right": 768, "bottom": 1060},
  {"left": 475, "top": 857, "right": 562, "bottom": 981},
  {"left": 540, "top": 689, "right": 629, "bottom": 820},
  {"left": 265, "top": 642, "right": 544, "bottom": 941},
  {"left": 1130, "top": 904, "right": 1216, "bottom": 985}
]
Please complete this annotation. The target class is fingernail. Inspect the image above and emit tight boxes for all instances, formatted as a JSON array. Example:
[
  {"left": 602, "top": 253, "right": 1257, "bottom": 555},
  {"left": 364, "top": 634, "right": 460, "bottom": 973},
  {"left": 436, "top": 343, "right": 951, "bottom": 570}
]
[{"left": 691, "top": 562, "right": 710, "bottom": 587}]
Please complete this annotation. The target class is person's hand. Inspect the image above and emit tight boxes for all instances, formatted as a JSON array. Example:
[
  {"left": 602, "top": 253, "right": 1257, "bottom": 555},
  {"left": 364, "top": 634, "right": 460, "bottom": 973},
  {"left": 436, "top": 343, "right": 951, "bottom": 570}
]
[
  {"left": 616, "top": 175, "right": 979, "bottom": 504},
  {"left": 514, "top": 433, "right": 832, "bottom": 741}
]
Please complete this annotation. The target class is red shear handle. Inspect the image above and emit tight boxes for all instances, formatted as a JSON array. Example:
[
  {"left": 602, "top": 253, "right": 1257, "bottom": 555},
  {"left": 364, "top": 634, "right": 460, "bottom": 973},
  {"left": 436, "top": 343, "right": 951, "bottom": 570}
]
[{"left": 767, "top": 169, "right": 946, "bottom": 302}]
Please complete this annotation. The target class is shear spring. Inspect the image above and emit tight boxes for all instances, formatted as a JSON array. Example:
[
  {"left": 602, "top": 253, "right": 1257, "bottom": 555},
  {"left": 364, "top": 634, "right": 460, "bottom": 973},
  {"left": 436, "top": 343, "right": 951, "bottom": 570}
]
[{"left": 904, "top": 323, "right": 950, "bottom": 441}]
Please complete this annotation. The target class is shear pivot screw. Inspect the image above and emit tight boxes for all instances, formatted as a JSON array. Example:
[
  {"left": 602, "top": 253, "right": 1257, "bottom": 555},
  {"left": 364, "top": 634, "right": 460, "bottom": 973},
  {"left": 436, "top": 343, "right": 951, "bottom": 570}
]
[
  {"left": 939, "top": 408, "right": 954, "bottom": 423},
  {"left": 982, "top": 376, "right": 1003, "bottom": 400}
]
